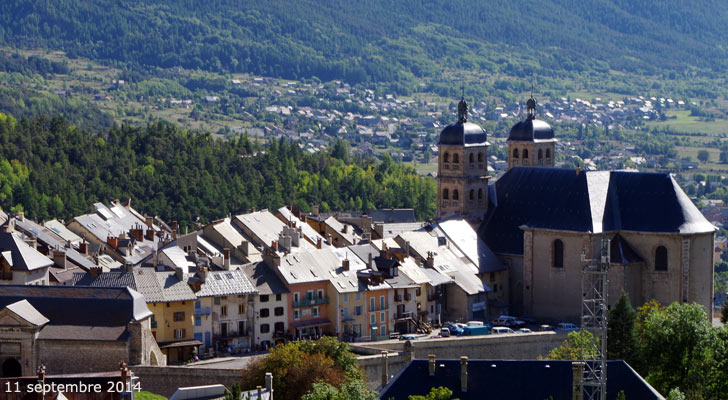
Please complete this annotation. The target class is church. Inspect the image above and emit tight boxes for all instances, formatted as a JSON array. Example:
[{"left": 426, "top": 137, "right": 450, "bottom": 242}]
[{"left": 437, "top": 95, "right": 715, "bottom": 320}]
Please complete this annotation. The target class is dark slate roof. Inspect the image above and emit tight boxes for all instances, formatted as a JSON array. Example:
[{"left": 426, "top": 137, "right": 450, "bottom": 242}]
[
  {"left": 72, "top": 269, "right": 197, "bottom": 303},
  {"left": 240, "top": 262, "right": 290, "bottom": 295},
  {"left": 379, "top": 360, "right": 662, "bottom": 400},
  {"left": 0, "top": 285, "right": 152, "bottom": 341},
  {"left": 480, "top": 167, "right": 715, "bottom": 255},
  {"left": 72, "top": 271, "right": 136, "bottom": 288},
  {"left": 438, "top": 122, "right": 487, "bottom": 146},
  {"left": 365, "top": 209, "right": 416, "bottom": 224},
  {"left": 610, "top": 234, "right": 643, "bottom": 265},
  {"left": 508, "top": 118, "right": 555, "bottom": 141}
]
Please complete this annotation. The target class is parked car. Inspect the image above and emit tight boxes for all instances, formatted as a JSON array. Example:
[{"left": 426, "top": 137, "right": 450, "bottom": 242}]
[
  {"left": 442, "top": 322, "right": 464, "bottom": 336},
  {"left": 492, "top": 316, "right": 525, "bottom": 327},
  {"left": 556, "top": 323, "right": 579, "bottom": 333},
  {"left": 440, "top": 327, "right": 451, "bottom": 337},
  {"left": 538, "top": 324, "right": 556, "bottom": 331},
  {"left": 517, "top": 328, "right": 533, "bottom": 334},
  {"left": 492, "top": 327, "right": 515, "bottom": 334},
  {"left": 458, "top": 325, "right": 491, "bottom": 336},
  {"left": 400, "top": 334, "right": 418, "bottom": 341}
]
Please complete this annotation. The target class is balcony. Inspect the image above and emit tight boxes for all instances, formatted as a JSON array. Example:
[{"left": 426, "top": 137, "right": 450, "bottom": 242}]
[
  {"left": 293, "top": 297, "right": 329, "bottom": 308},
  {"left": 194, "top": 306, "right": 211, "bottom": 316}
]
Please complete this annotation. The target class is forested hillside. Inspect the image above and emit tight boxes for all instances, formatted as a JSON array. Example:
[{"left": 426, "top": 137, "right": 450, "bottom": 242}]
[
  {"left": 0, "top": 113, "right": 436, "bottom": 225},
  {"left": 1, "top": 0, "right": 726, "bottom": 89}
]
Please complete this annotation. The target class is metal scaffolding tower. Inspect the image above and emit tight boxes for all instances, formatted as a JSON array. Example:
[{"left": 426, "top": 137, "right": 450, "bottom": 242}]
[{"left": 580, "top": 238, "right": 610, "bottom": 400}]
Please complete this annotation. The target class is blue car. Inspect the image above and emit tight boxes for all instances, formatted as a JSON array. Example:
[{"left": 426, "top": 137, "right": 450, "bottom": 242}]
[{"left": 442, "top": 322, "right": 464, "bottom": 336}]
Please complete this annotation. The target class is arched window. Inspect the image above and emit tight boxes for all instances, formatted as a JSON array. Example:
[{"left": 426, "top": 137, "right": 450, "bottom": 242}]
[
  {"left": 655, "top": 246, "right": 668, "bottom": 271},
  {"left": 513, "top": 149, "right": 519, "bottom": 158},
  {"left": 478, "top": 152, "right": 483, "bottom": 162},
  {"left": 443, "top": 188, "right": 449, "bottom": 200},
  {"left": 546, "top": 149, "right": 551, "bottom": 158},
  {"left": 553, "top": 240, "right": 564, "bottom": 268},
  {"left": 443, "top": 153, "right": 449, "bottom": 163},
  {"left": 538, "top": 149, "right": 543, "bottom": 160},
  {"left": 453, "top": 154, "right": 459, "bottom": 163},
  {"left": 453, "top": 190, "right": 459, "bottom": 200},
  {"left": 469, "top": 189, "right": 474, "bottom": 200},
  {"left": 478, "top": 188, "right": 483, "bottom": 199},
  {"left": 523, "top": 149, "right": 529, "bottom": 159},
  {"left": 469, "top": 153, "right": 474, "bottom": 163}
]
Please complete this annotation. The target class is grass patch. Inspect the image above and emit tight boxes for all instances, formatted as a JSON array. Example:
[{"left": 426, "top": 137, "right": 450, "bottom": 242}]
[
  {"left": 134, "top": 391, "right": 167, "bottom": 400},
  {"left": 646, "top": 110, "right": 728, "bottom": 135}
]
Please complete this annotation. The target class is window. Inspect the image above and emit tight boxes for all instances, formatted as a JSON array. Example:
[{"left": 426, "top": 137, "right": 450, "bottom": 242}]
[
  {"left": 260, "top": 308, "right": 270, "bottom": 318},
  {"left": 343, "top": 293, "right": 349, "bottom": 302},
  {"left": 523, "top": 149, "right": 529, "bottom": 159},
  {"left": 274, "top": 307, "right": 284, "bottom": 316},
  {"left": 380, "top": 296, "right": 385, "bottom": 309},
  {"left": 195, "top": 300, "right": 201, "bottom": 309},
  {"left": 194, "top": 316, "right": 201, "bottom": 326},
  {"left": 416, "top": 287, "right": 421, "bottom": 296},
  {"left": 370, "top": 314, "right": 376, "bottom": 325},
  {"left": 469, "top": 190, "right": 474, "bottom": 200},
  {"left": 260, "top": 294, "right": 269, "bottom": 302},
  {"left": 276, "top": 294, "right": 282, "bottom": 301},
  {"left": 214, "top": 297, "right": 220, "bottom": 305},
  {"left": 274, "top": 322, "right": 284, "bottom": 332},
  {"left": 443, "top": 153, "right": 449, "bottom": 163},
  {"left": 239, "top": 321, "right": 245, "bottom": 335},
  {"left": 453, "top": 190, "right": 459, "bottom": 200},
  {"left": 655, "top": 246, "right": 668, "bottom": 271},
  {"left": 238, "top": 304, "right": 245, "bottom": 314},
  {"left": 478, "top": 188, "right": 483, "bottom": 199},
  {"left": 469, "top": 153, "right": 474, "bottom": 163},
  {"left": 538, "top": 149, "right": 543, "bottom": 160},
  {"left": 174, "top": 312, "right": 185, "bottom": 321},
  {"left": 553, "top": 240, "right": 564, "bottom": 268},
  {"left": 306, "top": 290, "right": 314, "bottom": 300},
  {"left": 293, "top": 309, "right": 300, "bottom": 320},
  {"left": 317, "top": 289, "right": 324, "bottom": 299},
  {"left": 174, "top": 329, "right": 186, "bottom": 339},
  {"left": 546, "top": 149, "right": 551, "bottom": 158},
  {"left": 443, "top": 188, "right": 449, "bottom": 200},
  {"left": 293, "top": 292, "right": 300, "bottom": 303},
  {"left": 312, "top": 307, "right": 320, "bottom": 317},
  {"left": 381, "top": 325, "right": 386, "bottom": 336},
  {"left": 453, "top": 154, "right": 459, "bottom": 163},
  {"left": 355, "top": 292, "right": 361, "bottom": 301},
  {"left": 355, "top": 306, "right": 362, "bottom": 315},
  {"left": 260, "top": 324, "right": 270, "bottom": 334},
  {"left": 513, "top": 149, "right": 519, "bottom": 158},
  {"left": 478, "top": 153, "right": 483, "bottom": 162},
  {"left": 380, "top": 312, "right": 385, "bottom": 323},
  {"left": 370, "top": 297, "right": 375, "bottom": 310}
]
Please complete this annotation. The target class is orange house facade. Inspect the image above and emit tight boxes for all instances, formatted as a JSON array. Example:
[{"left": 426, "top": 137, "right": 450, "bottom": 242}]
[
  {"left": 366, "top": 289, "right": 390, "bottom": 341},
  {"left": 287, "top": 281, "right": 332, "bottom": 340}
]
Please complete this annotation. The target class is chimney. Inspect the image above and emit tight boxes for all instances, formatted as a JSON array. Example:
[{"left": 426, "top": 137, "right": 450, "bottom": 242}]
[
  {"left": 129, "top": 226, "right": 144, "bottom": 242},
  {"left": 90, "top": 266, "right": 102, "bottom": 277},
  {"left": 17, "top": 211, "right": 24, "bottom": 221},
  {"left": 223, "top": 248, "right": 231, "bottom": 270},
  {"left": 265, "top": 372, "right": 274, "bottom": 400},
  {"left": 381, "top": 351, "right": 389, "bottom": 388},
  {"left": 316, "top": 237, "right": 322, "bottom": 249},
  {"left": 460, "top": 356, "right": 468, "bottom": 393},
  {"left": 124, "top": 262, "right": 133, "bottom": 272},
  {"left": 119, "top": 360, "right": 129, "bottom": 388},
  {"left": 404, "top": 241, "right": 410, "bottom": 255},
  {"left": 368, "top": 252, "right": 373, "bottom": 268},
  {"left": 404, "top": 340, "right": 415, "bottom": 361},
  {"left": 52, "top": 248, "right": 67, "bottom": 269},
  {"left": 326, "top": 233, "right": 332, "bottom": 245},
  {"left": 172, "top": 220, "right": 179, "bottom": 234},
  {"left": 198, "top": 266, "right": 208, "bottom": 283},
  {"left": 312, "top": 204, "right": 319, "bottom": 216},
  {"left": 271, "top": 241, "right": 278, "bottom": 252},
  {"left": 145, "top": 228, "right": 155, "bottom": 241},
  {"left": 342, "top": 258, "right": 350, "bottom": 271},
  {"left": 428, "top": 354, "right": 436, "bottom": 376},
  {"left": 426, "top": 252, "right": 434, "bottom": 269},
  {"left": 175, "top": 266, "right": 184, "bottom": 281},
  {"left": 575, "top": 166, "right": 581, "bottom": 176},
  {"left": 79, "top": 240, "right": 88, "bottom": 255},
  {"left": 572, "top": 362, "right": 585, "bottom": 400},
  {"left": 145, "top": 216, "right": 154, "bottom": 228},
  {"left": 343, "top": 224, "right": 349, "bottom": 234}
]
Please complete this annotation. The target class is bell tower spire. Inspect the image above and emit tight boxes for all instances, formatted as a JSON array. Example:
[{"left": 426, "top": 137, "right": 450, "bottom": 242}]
[{"left": 457, "top": 85, "right": 468, "bottom": 123}]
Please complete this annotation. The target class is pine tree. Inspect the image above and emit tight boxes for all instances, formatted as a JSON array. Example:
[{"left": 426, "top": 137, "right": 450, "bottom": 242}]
[{"left": 607, "top": 291, "right": 637, "bottom": 363}]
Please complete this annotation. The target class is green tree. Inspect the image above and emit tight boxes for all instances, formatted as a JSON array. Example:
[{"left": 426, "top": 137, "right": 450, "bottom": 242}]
[
  {"left": 636, "top": 302, "right": 716, "bottom": 399},
  {"left": 608, "top": 291, "right": 637, "bottom": 364},
  {"left": 408, "top": 386, "right": 459, "bottom": 400},
  {"left": 225, "top": 383, "right": 241, "bottom": 400},
  {"left": 722, "top": 300, "right": 728, "bottom": 325},
  {"left": 698, "top": 150, "right": 710, "bottom": 163},
  {"left": 302, "top": 381, "right": 376, "bottom": 400},
  {"left": 547, "top": 330, "right": 599, "bottom": 360}
]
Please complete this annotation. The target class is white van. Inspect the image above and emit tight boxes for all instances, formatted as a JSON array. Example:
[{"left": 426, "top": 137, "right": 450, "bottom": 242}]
[
  {"left": 466, "top": 321, "right": 484, "bottom": 327},
  {"left": 492, "top": 327, "right": 515, "bottom": 334}
]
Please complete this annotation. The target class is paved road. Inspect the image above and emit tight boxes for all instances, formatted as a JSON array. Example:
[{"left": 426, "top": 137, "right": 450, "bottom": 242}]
[{"left": 185, "top": 354, "right": 267, "bottom": 369}]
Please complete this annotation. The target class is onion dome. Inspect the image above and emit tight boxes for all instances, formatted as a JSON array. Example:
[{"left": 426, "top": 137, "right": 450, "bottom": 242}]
[{"left": 438, "top": 97, "right": 487, "bottom": 146}]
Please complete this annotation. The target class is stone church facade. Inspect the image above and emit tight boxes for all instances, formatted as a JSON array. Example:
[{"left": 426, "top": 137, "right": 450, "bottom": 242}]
[{"left": 437, "top": 96, "right": 715, "bottom": 321}]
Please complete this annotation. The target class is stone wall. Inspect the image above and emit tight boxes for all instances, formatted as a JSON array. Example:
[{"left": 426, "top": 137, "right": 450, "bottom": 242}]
[
  {"left": 131, "top": 366, "right": 242, "bottom": 398},
  {"left": 357, "top": 351, "right": 410, "bottom": 390},
  {"left": 38, "top": 340, "right": 128, "bottom": 375}
]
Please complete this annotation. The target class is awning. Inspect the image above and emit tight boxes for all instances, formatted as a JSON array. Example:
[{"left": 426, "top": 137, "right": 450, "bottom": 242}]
[
  {"left": 291, "top": 318, "right": 332, "bottom": 329},
  {"left": 158, "top": 340, "right": 203, "bottom": 349}
]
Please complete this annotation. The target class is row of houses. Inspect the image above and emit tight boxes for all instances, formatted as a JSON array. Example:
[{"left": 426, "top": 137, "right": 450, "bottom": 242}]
[{"left": 0, "top": 201, "right": 507, "bottom": 369}]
